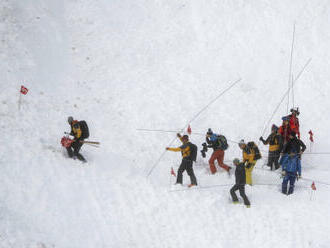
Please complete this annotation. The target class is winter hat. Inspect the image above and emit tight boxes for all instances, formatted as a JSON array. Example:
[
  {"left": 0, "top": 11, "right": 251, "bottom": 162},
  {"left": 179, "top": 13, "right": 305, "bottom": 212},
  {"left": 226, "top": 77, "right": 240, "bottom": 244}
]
[
  {"left": 207, "top": 128, "right": 213, "bottom": 135},
  {"left": 182, "top": 135, "right": 189, "bottom": 142},
  {"left": 238, "top": 139, "right": 245, "bottom": 146},
  {"left": 68, "top": 116, "right": 74, "bottom": 124},
  {"left": 282, "top": 116, "right": 289, "bottom": 122},
  {"left": 271, "top": 124, "right": 278, "bottom": 132},
  {"left": 233, "top": 158, "right": 240, "bottom": 165},
  {"left": 290, "top": 131, "right": 296, "bottom": 137}
]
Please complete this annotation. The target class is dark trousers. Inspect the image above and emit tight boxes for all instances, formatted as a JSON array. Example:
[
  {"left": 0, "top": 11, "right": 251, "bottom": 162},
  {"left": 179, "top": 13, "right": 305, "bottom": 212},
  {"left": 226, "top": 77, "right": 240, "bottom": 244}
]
[
  {"left": 66, "top": 140, "right": 86, "bottom": 162},
  {"left": 282, "top": 172, "right": 296, "bottom": 194},
  {"left": 268, "top": 151, "right": 280, "bottom": 170},
  {"left": 176, "top": 159, "right": 197, "bottom": 185},
  {"left": 230, "top": 184, "right": 250, "bottom": 206}
]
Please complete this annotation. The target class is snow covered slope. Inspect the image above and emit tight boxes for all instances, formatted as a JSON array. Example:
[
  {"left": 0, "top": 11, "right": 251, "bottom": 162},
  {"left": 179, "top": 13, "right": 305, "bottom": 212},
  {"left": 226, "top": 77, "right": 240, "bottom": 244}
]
[{"left": 1, "top": 0, "right": 330, "bottom": 247}]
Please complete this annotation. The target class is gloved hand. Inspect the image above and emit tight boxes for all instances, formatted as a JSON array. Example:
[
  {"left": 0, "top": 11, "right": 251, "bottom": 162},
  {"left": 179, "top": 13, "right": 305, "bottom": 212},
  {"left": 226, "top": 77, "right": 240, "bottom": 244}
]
[
  {"left": 177, "top": 133, "right": 181, "bottom": 138},
  {"left": 166, "top": 147, "right": 170, "bottom": 150},
  {"left": 259, "top": 136, "right": 263, "bottom": 141},
  {"left": 281, "top": 171, "right": 286, "bottom": 177}
]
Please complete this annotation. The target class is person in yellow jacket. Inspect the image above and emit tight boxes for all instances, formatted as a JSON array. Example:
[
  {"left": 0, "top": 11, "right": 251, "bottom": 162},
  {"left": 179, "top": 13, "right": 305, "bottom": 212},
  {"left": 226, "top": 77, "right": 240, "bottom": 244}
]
[
  {"left": 238, "top": 139, "right": 259, "bottom": 185},
  {"left": 166, "top": 134, "right": 197, "bottom": 187},
  {"left": 67, "top": 116, "right": 86, "bottom": 162},
  {"left": 259, "top": 124, "right": 283, "bottom": 170}
]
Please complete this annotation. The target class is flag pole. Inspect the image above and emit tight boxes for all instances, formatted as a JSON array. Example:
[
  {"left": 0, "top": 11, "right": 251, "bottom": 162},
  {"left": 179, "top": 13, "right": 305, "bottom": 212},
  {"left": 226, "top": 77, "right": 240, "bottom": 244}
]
[{"left": 18, "top": 88, "right": 22, "bottom": 111}]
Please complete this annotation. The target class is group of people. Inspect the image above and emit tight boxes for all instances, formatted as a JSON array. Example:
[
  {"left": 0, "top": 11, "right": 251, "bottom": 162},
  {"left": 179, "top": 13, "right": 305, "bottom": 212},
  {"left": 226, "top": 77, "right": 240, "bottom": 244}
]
[
  {"left": 260, "top": 108, "right": 306, "bottom": 195},
  {"left": 166, "top": 107, "right": 307, "bottom": 207}
]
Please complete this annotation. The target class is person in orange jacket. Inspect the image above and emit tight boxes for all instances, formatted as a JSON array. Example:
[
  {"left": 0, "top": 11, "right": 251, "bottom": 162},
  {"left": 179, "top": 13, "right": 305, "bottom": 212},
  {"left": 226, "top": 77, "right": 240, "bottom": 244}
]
[
  {"left": 278, "top": 116, "right": 292, "bottom": 144},
  {"left": 288, "top": 108, "right": 300, "bottom": 139},
  {"left": 166, "top": 134, "right": 198, "bottom": 187}
]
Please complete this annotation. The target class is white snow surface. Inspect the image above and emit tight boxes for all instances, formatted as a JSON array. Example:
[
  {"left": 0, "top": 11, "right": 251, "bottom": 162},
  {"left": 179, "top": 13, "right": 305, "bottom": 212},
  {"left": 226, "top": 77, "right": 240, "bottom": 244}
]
[{"left": 1, "top": 0, "right": 330, "bottom": 247}]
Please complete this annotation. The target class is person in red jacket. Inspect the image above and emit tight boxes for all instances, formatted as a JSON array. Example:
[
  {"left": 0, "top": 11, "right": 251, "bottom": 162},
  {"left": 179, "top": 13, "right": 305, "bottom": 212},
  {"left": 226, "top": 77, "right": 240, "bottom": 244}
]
[
  {"left": 288, "top": 108, "right": 300, "bottom": 139},
  {"left": 278, "top": 116, "right": 292, "bottom": 144}
]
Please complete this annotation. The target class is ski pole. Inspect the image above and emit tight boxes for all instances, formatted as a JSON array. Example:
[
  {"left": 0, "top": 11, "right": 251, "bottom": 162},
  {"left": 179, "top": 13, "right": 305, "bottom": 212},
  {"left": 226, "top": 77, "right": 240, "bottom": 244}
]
[{"left": 80, "top": 141, "right": 100, "bottom": 145}]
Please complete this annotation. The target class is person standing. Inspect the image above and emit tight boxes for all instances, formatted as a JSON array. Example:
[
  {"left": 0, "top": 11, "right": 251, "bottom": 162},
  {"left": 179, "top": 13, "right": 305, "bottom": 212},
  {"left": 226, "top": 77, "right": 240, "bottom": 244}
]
[
  {"left": 205, "top": 128, "right": 231, "bottom": 174},
  {"left": 260, "top": 124, "right": 283, "bottom": 170},
  {"left": 280, "top": 131, "right": 306, "bottom": 169},
  {"left": 238, "top": 140, "right": 260, "bottom": 186},
  {"left": 166, "top": 134, "right": 198, "bottom": 187},
  {"left": 288, "top": 108, "right": 300, "bottom": 139},
  {"left": 279, "top": 116, "right": 292, "bottom": 144},
  {"left": 281, "top": 153, "right": 301, "bottom": 195},
  {"left": 230, "top": 158, "right": 251, "bottom": 207}
]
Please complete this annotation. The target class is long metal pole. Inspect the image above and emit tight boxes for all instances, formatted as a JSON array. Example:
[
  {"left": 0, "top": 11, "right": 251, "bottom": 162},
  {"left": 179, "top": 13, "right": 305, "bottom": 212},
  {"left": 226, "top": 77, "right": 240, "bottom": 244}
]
[
  {"left": 287, "top": 23, "right": 296, "bottom": 113},
  {"left": 146, "top": 78, "right": 242, "bottom": 178},
  {"left": 260, "top": 58, "right": 312, "bottom": 139}
]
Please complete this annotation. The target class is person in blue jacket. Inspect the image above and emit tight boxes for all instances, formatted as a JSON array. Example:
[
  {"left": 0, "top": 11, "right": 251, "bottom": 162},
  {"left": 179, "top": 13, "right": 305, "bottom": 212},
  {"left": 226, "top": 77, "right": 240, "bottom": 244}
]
[{"left": 281, "top": 152, "right": 301, "bottom": 195}]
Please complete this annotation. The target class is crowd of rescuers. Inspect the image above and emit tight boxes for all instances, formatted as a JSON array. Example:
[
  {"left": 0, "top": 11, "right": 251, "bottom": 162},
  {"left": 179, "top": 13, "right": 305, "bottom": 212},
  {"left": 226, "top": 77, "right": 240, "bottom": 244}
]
[{"left": 165, "top": 107, "right": 305, "bottom": 207}]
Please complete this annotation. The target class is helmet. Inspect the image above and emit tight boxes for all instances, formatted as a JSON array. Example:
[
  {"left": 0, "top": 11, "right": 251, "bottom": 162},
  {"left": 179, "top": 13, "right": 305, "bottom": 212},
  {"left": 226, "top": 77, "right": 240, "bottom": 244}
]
[{"left": 68, "top": 116, "right": 74, "bottom": 124}]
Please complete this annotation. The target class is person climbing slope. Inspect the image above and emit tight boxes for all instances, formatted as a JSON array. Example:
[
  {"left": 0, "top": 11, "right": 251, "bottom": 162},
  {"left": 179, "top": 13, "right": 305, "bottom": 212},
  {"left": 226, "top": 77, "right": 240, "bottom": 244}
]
[{"left": 205, "top": 128, "right": 231, "bottom": 175}]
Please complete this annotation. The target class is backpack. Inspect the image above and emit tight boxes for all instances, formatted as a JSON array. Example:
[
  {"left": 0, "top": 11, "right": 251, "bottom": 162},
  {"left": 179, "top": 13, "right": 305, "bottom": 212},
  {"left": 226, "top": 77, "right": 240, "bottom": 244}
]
[
  {"left": 247, "top": 141, "right": 261, "bottom": 160},
  {"left": 79, "top": 120, "right": 89, "bottom": 139},
  {"left": 217, "top": 135, "right": 229, "bottom": 150},
  {"left": 188, "top": 142, "right": 198, "bottom": 162}
]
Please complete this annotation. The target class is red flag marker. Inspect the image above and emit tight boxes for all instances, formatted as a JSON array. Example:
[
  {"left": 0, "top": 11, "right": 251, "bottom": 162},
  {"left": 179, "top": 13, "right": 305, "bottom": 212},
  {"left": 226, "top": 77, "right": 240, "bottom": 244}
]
[
  {"left": 171, "top": 167, "right": 176, "bottom": 177},
  {"left": 187, "top": 125, "right": 192, "bottom": 135},
  {"left": 20, "top": 85, "right": 29, "bottom": 95},
  {"left": 308, "top": 130, "right": 314, "bottom": 142},
  {"left": 311, "top": 181, "right": 316, "bottom": 191}
]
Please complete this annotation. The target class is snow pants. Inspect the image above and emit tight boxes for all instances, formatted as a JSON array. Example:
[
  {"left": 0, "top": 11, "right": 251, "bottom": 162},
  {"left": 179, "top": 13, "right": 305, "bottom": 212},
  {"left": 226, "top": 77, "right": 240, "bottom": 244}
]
[
  {"left": 176, "top": 159, "right": 197, "bottom": 185},
  {"left": 209, "top": 149, "right": 230, "bottom": 174},
  {"left": 66, "top": 140, "right": 86, "bottom": 162},
  {"left": 282, "top": 172, "right": 296, "bottom": 195},
  {"left": 245, "top": 163, "right": 255, "bottom": 186},
  {"left": 267, "top": 151, "right": 280, "bottom": 170},
  {"left": 230, "top": 184, "right": 250, "bottom": 206}
]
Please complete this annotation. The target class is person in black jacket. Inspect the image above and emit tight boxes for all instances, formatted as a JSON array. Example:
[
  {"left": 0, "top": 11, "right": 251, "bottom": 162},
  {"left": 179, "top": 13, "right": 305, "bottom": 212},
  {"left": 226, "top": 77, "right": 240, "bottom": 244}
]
[
  {"left": 260, "top": 124, "right": 283, "bottom": 170},
  {"left": 281, "top": 131, "right": 306, "bottom": 156},
  {"left": 230, "top": 158, "right": 251, "bottom": 207},
  {"left": 280, "top": 131, "right": 306, "bottom": 170},
  {"left": 166, "top": 134, "right": 198, "bottom": 187}
]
